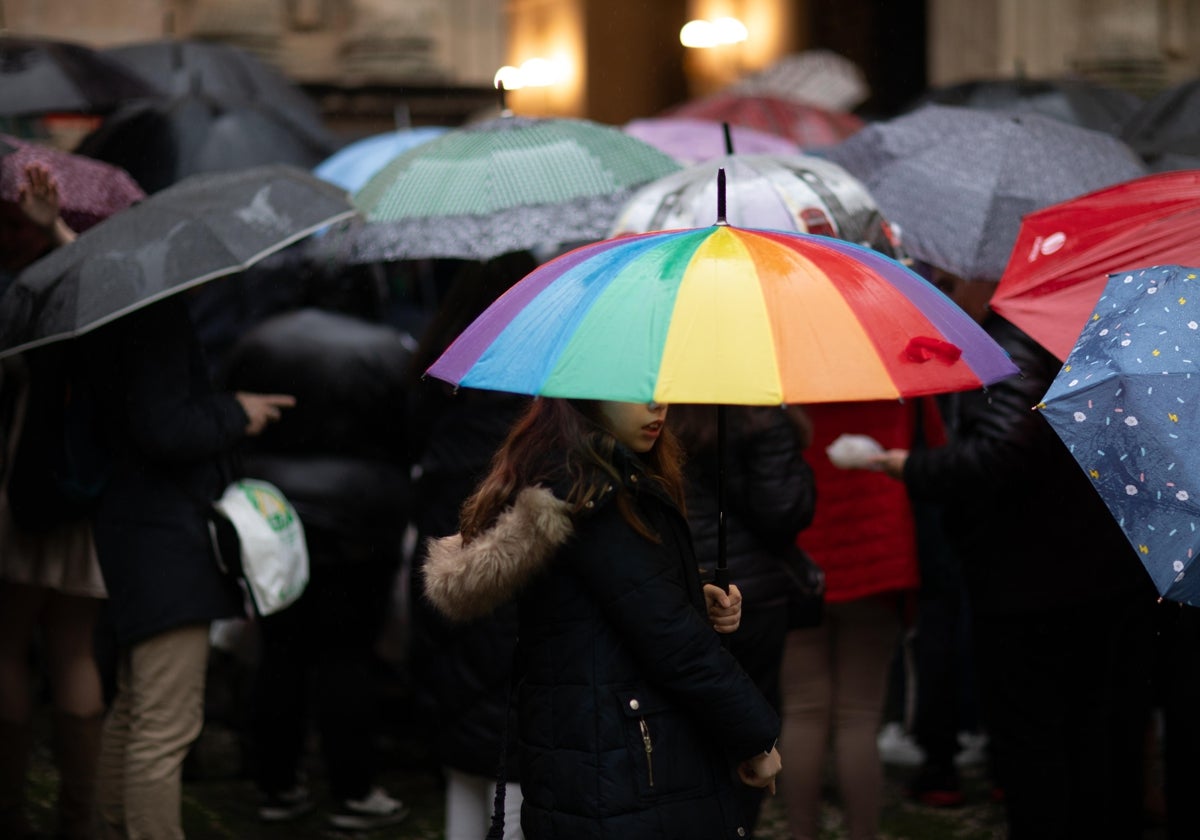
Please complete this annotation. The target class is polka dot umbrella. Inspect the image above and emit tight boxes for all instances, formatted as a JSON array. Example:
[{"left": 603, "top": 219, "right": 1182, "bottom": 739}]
[{"left": 1038, "top": 264, "right": 1200, "bottom": 604}]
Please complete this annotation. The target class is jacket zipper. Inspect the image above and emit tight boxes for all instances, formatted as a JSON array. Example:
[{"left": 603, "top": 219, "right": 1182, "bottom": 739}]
[{"left": 638, "top": 718, "right": 654, "bottom": 787}]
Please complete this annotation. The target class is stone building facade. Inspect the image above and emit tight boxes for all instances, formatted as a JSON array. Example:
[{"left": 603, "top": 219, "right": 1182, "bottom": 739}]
[{"left": 3, "top": 0, "right": 1198, "bottom": 134}]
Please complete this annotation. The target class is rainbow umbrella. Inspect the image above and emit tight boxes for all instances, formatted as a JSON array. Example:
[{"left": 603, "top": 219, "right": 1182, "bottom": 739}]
[
  {"left": 428, "top": 184, "right": 1017, "bottom": 405},
  {"left": 428, "top": 172, "right": 1017, "bottom": 586}
]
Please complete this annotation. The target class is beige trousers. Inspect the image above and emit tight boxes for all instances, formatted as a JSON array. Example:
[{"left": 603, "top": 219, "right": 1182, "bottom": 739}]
[
  {"left": 780, "top": 597, "right": 902, "bottom": 840},
  {"left": 97, "top": 624, "right": 210, "bottom": 840}
]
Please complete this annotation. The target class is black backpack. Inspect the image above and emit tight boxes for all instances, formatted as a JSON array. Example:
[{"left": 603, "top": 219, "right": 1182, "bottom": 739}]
[{"left": 6, "top": 343, "right": 111, "bottom": 533}]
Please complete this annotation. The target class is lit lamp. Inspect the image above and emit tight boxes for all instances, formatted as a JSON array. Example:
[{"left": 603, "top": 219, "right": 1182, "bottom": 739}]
[
  {"left": 679, "top": 17, "right": 748, "bottom": 92},
  {"left": 679, "top": 17, "right": 748, "bottom": 49},
  {"left": 493, "top": 57, "right": 572, "bottom": 115}
]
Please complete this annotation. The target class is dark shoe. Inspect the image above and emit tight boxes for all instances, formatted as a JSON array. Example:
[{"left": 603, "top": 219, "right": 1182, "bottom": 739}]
[
  {"left": 907, "top": 763, "right": 966, "bottom": 808},
  {"left": 258, "top": 784, "right": 314, "bottom": 822},
  {"left": 327, "top": 787, "right": 409, "bottom": 831}
]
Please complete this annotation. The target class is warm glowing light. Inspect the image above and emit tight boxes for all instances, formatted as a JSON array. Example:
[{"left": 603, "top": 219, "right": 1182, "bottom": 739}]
[
  {"left": 711, "top": 17, "right": 748, "bottom": 44},
  {"left": 494, "top": 57, "right": 570, "bottom": 90},
  {"left": 494, "top": 65, "right": 524, "bottom": 89},
  {"left": 519, "top": 57, "right": 566, "bottom": 87},
  {"left": 680, "top": 20, "right": 717, "bottom": 48},
  {"left": 680, "top": 17, "right": 748, "bottom": 48}
]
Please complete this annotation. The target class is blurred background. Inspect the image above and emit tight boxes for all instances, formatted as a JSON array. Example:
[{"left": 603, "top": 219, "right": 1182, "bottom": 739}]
[{"left": 3, "top": 0, "right": 1197, "bottom": 146}]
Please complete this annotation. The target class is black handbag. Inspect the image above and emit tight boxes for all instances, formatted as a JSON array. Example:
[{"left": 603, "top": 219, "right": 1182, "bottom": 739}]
[{"left": 781, "top": 544, "right": 825, "bottom": 629}]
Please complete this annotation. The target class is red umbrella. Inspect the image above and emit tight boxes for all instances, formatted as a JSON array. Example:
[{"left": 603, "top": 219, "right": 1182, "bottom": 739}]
[
  {"left": 1, "top": 133, "right": 144, "bottom": 232},
  {"left": 990, "top": 169, "right": 1200, "bottom": 360},
  {"left": 663, "top": 92, "right": 863, "bottom": 148}
]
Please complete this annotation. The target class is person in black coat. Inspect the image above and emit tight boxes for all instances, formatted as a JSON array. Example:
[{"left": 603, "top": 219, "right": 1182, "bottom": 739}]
[
  {"left": 872, "top": 294, "right": 1157, "bottom": 839},
  {"left": 424, "top": 397, "right": 780, "bottom": 840},
  {"left": 84, "top": 294, "right": 293, "bottom": 839},
  {"left": 221, "top": 306, "right": 413, "bottom": 832},
  {"left": 406, "top": 253, "right": 535, "bottom": 839},
  {"left": 670, "top": 403, "right": 816, "bottom": 835}
]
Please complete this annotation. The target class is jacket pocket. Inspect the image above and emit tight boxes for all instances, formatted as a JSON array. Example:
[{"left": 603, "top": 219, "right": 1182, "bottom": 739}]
[{"left": 614, "top": 685, "right": 715, "bottom": 802}]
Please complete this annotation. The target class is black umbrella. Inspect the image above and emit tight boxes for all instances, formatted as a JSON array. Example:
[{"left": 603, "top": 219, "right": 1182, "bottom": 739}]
[
  {"left": 0, "top": 35, "right": 157, "bottom": 116},
  {"left": 103, "top": 39, "right": 339, "bottom": 154},
  {"left": 0, "top": 164, "right": 357, "bottom": 359},
  {"left": 1121, "top": 77, "right": 1200, "bottom": 170},
  {"left": 75, "top": 92, "right": 340, "bottom": 193},
  {"left": 909, "top": 76, "right": 1144, "bottom": 136}
]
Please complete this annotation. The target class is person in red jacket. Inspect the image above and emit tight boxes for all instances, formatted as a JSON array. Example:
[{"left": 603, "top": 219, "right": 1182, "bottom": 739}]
[{"left": 780, "top": 397, "right": 944, "bottom": 840}]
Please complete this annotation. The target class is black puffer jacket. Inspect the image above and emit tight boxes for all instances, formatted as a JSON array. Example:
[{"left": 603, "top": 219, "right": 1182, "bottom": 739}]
[
  {"left": 424, "top": 446, "right": 779, "bottom": 840},
  {"left": 221, "top": 308, "right": 413, "bottom": 549},
  {"left": 903, "top": 314, "right": 1152, "bottom": 616},
  {"left": 409, "top": 385, "right": 530, "bottom": 777},
  {"left": 681, "top": 405, "right": 816, "bottom": 606}
]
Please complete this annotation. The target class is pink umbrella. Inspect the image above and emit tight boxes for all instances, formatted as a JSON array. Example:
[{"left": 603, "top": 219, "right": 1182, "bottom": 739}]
[
  {"left": 623, "top": 116, "right": 797, "bottom": 164},
  {"left": 663, "top": 92, "right": 864, "bottom": 148},
  {"left": 1, "top": 134, "right": 144, "bottom": 233}
]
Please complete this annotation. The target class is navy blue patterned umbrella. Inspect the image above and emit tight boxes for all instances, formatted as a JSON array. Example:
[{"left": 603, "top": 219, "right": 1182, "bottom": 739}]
[{"left": 1038, "top": 264, "right": 1200, "bottom": 603}]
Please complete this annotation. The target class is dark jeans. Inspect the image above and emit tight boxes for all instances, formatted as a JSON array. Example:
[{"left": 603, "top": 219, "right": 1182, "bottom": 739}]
[
  {"left": 971, "top": 593, "right": 1154, "bottom": 840},
  {"left": 253, "top": 537, "right": 399, "bottom": 802},
  {"left": 1152, "top": 601, "right": 1200, "bottom": 840},
  {"left": 911, "top": 501, "right": 977, "bottom": 770}
]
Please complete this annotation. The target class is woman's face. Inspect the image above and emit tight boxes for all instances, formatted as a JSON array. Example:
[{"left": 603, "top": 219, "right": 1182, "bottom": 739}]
[{"left": 596, "top": 400, "right": 668, "bottom": 453}]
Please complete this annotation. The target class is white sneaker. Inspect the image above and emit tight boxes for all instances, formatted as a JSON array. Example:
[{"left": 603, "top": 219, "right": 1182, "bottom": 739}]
[
  {"left": 877, "top": 721, "right": 926, "bottom": 767},
  {"left": 954, "top": 730, "right": 989, "bottom": 767},
  {"left": 327, "top": 787, "right": 409, "bottom": 831}
]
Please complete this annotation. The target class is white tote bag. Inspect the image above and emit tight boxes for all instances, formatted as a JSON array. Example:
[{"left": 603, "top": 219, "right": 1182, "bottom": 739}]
[{"left": 211, "top": 479, "right": 309, "bottom": 616}]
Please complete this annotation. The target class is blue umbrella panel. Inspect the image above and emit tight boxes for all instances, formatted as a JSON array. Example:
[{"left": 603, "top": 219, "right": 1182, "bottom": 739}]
[{"left": 1039, "top": 264, "right": 1200, "bottom": 604}]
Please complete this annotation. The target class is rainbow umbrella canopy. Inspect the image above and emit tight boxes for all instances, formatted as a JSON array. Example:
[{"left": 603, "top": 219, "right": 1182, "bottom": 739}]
[{"left": 428, "top": 173, "right": 1017, "bottom": 405}]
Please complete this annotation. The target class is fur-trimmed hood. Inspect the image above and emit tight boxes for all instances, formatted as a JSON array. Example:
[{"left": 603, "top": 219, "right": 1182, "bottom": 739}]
[{"left": 423, "top": 485, "right": 574, "bottom": 622}]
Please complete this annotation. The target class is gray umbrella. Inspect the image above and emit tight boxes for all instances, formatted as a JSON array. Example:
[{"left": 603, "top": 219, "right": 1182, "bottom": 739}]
[
  {"left": 0, "top": 164, "right": 356, "bottom": 359},
  {"left": 822, "top": 104, "right": 1148, "bottom": 280}
]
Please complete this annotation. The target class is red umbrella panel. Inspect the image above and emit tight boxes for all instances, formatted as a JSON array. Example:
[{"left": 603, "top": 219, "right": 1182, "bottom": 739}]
[{"left": 990, "top": 169, "right": 1200, "bottom": 360}]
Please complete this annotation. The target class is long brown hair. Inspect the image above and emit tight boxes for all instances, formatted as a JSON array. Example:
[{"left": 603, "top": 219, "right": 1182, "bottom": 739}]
[{"left": 460, "top": 397, "right": 686, "bottom": 543}]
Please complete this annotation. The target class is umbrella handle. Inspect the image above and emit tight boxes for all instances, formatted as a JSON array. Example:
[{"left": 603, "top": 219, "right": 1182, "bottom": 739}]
[
  {"left": 713, "top": 562, "right": 730, "bottom": 593},
  {"left": 715, "top": 403, "right": 729, "bottom": 593}
]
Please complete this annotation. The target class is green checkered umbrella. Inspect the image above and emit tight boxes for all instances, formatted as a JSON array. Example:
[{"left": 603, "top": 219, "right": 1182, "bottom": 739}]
[{"left": 321, "top": 115, "right": 682, "bottom": 261}]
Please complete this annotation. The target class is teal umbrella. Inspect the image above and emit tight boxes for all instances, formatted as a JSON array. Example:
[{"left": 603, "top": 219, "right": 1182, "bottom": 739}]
[
  {"left": 320, "top": 115, "right": 682, "bottom": 262},
  {"left": 313, "top": 126, "right": 447, "bottom": 193}
]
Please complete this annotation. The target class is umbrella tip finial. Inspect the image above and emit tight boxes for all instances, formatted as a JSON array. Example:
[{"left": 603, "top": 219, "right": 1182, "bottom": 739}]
[
  {"left": 721, "top": 121, "right": 734, "bottom": 155},
  {"left": 716, "top": 167, "right": 728, "bottom": 225}
]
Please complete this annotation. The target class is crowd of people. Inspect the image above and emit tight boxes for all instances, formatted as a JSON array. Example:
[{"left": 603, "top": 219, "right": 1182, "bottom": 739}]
[{"left": 0, "top": 115, "right": 1195, "bottom": 840}]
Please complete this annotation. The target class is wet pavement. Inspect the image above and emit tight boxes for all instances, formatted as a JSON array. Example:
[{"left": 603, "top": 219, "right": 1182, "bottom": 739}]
[{"left": 25, "top": 712, "right": 1015, "bottom": 839}]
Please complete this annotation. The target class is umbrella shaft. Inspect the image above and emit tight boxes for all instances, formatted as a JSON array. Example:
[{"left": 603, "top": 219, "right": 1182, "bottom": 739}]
[{"left": 715, "top": 404, "right": 729, "bottom": 592}]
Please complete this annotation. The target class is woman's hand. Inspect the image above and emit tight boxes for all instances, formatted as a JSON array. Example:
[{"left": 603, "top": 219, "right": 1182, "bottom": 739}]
[
  {"left": 18, "top": 164, "right": 76, "bottom": 245},
  {"left": 703, "top": 583, "right": 742, "bottom": 634},
  {"left": 738, "top": 746, "right": 782, "bottom": 794}
]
